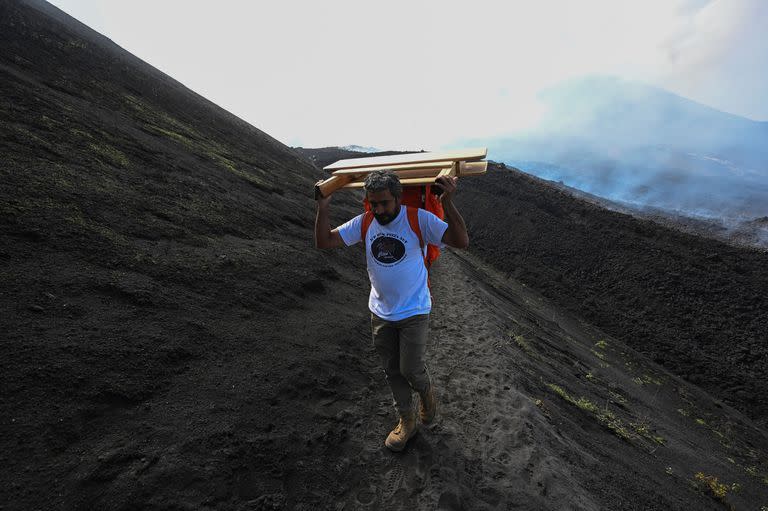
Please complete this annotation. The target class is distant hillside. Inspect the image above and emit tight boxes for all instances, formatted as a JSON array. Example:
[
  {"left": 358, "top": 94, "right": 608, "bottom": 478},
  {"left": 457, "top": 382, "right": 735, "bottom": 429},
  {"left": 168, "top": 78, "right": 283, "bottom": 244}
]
[
  {"left": 469, "top": 76, "right": 768, "bottom": 221},
  {"left": 536, "top": 76, "right": 768, "bottom": 162},
  {"left": 529, "top": 165, "right": 768, "bottom": 251},
  {"left": 340, "top": 144, "right": 382, "bottom": 153}
]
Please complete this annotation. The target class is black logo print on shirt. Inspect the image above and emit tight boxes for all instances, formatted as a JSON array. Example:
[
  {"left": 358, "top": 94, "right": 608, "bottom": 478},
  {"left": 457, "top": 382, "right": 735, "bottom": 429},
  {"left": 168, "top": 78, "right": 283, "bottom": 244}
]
[{"left": 370, "top": 234, "right": 406, "bottom": 265}]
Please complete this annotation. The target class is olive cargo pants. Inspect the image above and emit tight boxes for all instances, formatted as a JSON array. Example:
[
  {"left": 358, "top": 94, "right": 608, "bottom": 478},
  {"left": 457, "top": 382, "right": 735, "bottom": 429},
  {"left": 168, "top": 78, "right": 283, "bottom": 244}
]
[{"left": 371, "top": 313, "right": 432, "bottom": 415}]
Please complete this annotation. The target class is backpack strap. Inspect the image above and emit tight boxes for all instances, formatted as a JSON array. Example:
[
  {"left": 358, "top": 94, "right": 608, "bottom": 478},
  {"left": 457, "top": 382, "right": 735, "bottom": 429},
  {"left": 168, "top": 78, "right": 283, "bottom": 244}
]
[
  {"left": 406, "top": 206, "right": 424, "bottom": 251},
  {"left": 406, "top": 206, "right": 431, "bottom": 275},
  {"left": 361, "top": 210, "right": 374, "bottom": 243}
]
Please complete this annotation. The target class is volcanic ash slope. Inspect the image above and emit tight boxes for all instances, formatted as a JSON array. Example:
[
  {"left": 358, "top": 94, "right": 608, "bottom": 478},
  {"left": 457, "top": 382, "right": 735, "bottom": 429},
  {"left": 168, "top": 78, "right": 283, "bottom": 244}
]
[{"left": 2, "top": 1, "right": 768, "bottom": 510}]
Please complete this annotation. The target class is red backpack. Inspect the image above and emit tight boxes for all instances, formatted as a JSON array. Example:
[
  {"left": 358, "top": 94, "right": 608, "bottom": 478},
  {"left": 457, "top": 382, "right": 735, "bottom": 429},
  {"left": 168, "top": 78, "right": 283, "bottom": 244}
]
[{"left": 361, "top": 185, "right": 445, "bottom": 272}]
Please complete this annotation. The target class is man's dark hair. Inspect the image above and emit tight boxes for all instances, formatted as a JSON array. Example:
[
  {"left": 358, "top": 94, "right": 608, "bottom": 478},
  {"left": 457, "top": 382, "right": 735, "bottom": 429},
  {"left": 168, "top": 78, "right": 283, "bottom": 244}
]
[{"left": 363, "top": 170, "right": 402, "bottom": 199}]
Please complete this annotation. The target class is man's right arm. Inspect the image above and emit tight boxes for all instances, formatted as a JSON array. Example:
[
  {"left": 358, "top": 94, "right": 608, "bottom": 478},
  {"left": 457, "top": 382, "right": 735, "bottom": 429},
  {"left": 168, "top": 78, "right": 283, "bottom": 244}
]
[{"left": 314, "top": 193, "right": 346, "bottom": 249}]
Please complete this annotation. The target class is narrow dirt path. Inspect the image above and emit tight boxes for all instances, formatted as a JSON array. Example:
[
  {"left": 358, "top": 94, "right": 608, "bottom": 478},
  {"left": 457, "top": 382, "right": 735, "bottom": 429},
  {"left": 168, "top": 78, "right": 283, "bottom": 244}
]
[
  {"left": 336, "top": 251, "right": 600, "bottom": 510},
  {"left": 334, "top": 249, "right": 767, "bottom": 510}
]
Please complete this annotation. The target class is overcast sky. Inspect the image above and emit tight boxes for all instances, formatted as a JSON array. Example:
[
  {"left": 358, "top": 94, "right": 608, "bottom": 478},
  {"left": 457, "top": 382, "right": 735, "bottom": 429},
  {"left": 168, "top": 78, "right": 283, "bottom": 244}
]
[{"left": 48, "top": 0, "right": 768, "bottom": 150}]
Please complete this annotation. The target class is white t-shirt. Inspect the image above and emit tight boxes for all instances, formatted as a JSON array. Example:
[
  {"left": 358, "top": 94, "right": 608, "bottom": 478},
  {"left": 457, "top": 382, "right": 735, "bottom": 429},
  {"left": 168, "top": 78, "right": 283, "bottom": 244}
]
[{"left": 337, "top": 207, "right": 449, "bottom": 321}]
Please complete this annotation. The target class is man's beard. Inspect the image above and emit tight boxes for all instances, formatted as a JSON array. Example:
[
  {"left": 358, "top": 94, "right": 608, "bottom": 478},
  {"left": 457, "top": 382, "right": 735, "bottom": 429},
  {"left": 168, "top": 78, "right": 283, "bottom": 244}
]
[
  {"left": 374, "top": 205, "right": 399, "bottom": 225},
  {"left": 375, "top": 213, "right": 394, "bottom": 225}
]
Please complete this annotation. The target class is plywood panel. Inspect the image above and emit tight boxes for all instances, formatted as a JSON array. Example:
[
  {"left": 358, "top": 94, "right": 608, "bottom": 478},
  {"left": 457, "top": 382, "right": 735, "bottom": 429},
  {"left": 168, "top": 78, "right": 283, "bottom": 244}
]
[
  {"left": 324, "top": 147, "right": 487, "bottom": 171},
  {"left": 330, "top": 161, "right": 454, "bottom": 176}
]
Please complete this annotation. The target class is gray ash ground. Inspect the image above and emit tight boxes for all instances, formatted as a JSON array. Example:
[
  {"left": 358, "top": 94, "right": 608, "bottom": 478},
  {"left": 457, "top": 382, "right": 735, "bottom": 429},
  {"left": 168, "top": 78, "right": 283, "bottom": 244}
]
[
  {"left": 2, "top": 1, "right": 768, "bottom": 509},
  {"left": 458, "top": 164, "right": 768, "bottom": 428}
]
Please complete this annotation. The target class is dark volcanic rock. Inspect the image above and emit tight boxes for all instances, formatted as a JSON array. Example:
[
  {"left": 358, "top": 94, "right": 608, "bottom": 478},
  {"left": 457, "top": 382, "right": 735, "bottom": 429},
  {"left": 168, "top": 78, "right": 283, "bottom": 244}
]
[{"left": 1, "top": 1, "right": 371, "bottom": 509}]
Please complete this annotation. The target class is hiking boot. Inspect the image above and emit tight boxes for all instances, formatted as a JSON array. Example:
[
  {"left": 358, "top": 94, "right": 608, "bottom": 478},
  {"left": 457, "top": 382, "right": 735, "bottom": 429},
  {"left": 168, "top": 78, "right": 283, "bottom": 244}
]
[
  {"left": 385, "top": 412, "right": 418, "bottom": 452},
  {"left": 418, "top": 384, "right": 437, "bottom": 424}
]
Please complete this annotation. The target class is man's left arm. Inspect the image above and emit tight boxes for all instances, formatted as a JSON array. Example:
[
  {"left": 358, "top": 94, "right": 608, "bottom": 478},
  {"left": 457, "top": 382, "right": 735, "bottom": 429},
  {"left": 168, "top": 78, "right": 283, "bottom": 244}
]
[{"left": 434, "top": 176, "right": 469, "bottom": 249}]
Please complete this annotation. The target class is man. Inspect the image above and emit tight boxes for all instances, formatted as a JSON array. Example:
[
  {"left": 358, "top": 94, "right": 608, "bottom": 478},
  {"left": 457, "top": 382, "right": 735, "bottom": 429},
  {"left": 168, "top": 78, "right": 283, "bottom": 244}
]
[{"left": 314, "top": 170, "right": 469, "bottom": 451}]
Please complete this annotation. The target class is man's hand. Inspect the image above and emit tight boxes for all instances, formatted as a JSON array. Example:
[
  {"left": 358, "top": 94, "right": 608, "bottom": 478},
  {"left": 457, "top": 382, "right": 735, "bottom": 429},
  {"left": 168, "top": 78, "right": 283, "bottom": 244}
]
[
  {"left": 433, "top": 176, "right": 458, "bottom": 203},
  {"left": 315, "top": 180, "right": 333, "bottom": 208},
  {"left": 314, "top": 182, "right": 346, "bottom": 249},
  {"left": 435, "top": 176, "right": 469, "bottom": 249}
]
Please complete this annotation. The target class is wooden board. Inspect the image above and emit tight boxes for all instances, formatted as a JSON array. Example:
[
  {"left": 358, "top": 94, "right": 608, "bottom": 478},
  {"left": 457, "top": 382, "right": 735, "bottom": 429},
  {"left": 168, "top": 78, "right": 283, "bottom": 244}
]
[
  {"left": 324, "top": 147, "right": 487, "bottom": 171},
  {"left": 314, "top": 174, "right": 356, "bottom": 199},
  {"left": 331, "top": 160, "right": 487, "bottom": 178},
  {"left": 330, "top": 161, "right": 455, "bottom": 176},
  {"left": 343, "top": 178, "right": 442, "bottom": 189},
  {"left": 340, "top": 162, "right": 487, "bottom": 190},
  {"left": 456, "top": 161, "right": 487, "bottom": 176}
]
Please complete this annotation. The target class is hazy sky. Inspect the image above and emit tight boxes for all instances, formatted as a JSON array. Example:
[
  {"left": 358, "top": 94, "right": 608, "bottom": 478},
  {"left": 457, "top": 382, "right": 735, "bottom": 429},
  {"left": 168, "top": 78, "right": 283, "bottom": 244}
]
[{"left": 48, "top": 0, "right": 768, "bottom": 150}]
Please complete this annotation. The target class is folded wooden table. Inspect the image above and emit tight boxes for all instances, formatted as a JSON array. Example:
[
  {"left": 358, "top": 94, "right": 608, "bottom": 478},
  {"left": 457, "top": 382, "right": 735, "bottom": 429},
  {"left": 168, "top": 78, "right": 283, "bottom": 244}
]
[{"left": 314, "top": 147, "right": 488, "bottom": 199}]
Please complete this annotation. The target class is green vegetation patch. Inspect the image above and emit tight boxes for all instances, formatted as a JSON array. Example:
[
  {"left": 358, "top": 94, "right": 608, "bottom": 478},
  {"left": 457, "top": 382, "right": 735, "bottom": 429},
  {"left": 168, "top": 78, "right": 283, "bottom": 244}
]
[
  {"left": 67, "top": 39, "right": 87, "bottom": 49},
  {"left": 128, "top": 95, "right": 277, "bottom": 193},
  {"left": 65, "top": 208, "right": 129, "bottom": 247},
  {"left": 693, "top": 472, "right": 734, "bottom": 508},
  {"left": 608, "top": 390, "right": 628, "bottom": 406},
  {"left": 7, "top": 123, "right": 50, "bottom": 147},
  {"left": 744, "top": 465, "right": 768, "bottom": 481},
  {"left": 123, "top": 94, "right": 194, "bottom": 135},
  {"left": 630, "top": 421, "right": 665, "bottom": 445},
  {"left": 547, "top": 383, "right": 569, "bottom": 400},
  {"left": 680, "top": 411, "right": 733, "bottom": 446},
  {"left": 124, "top": 94, "right": 280, "bottom": 193},
  {"left": 632, "top": 373, "right": 663, "bottom": 386},
  {"left": 40, "top": 115, "right": 60, "bottom": 129},
  {"left": 545, "top": 383, "right": 631, "bottom": 441},
  {"left": 546, "top": 382, "right": 666, "bottom": 446},
  {"left": 590, "top": 349, "right": 606, "bottom": 361},
  {"left": 89, "top": 142, "right": 129, "bottom": 168},
  {"left": 511, "top": 332, "right": 538, "bottom": 358},
  {"left": 69, "top": 128, "right": 93, "bottom": 140}
]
